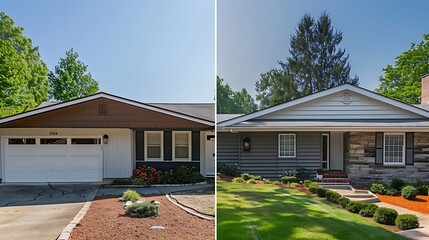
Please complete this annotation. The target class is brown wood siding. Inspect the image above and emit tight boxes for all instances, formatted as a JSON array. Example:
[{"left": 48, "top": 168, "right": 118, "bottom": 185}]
[{"left": 0, "top": 98, "right": 212, "bottom": 129}]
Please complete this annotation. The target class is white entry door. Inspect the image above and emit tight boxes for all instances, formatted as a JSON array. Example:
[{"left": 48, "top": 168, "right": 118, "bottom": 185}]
[
  {"left": 205, "top": 133, "right": 215, "bottom": 176},
  {"left": 4, "top": 137, "right": 102, "bottom": 183}
]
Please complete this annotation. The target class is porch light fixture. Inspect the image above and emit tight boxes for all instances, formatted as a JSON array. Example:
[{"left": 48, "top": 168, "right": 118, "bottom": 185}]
[
  {"left": 243, "top": 138, "right": 251, "bottom": 151},
  {"left": 103, "top": 134, "right": 109, "bottom": 144}
]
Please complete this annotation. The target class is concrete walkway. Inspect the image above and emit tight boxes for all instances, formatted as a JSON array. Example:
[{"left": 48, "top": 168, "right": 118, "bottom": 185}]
[
  {"left": 374, "top": 202, "right": 429, "bottom": 239},
  {"left": 97, "top": 183, "right": 214, "bottom": 196}
]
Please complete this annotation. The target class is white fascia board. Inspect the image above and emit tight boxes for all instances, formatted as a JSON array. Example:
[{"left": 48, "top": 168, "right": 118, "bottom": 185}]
[
  {"left": 0, "top": 93, "right": 214, "bottom": 126},
  {"left": 218, "top": 84, "right": 429, "bottom": 127},
  {"left": 218, "top": 126, "right": 429, "bottom": 132}
]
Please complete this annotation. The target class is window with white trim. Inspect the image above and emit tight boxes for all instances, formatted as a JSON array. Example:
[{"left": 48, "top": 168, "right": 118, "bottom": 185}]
[
  {"left": 384, "top": 133, "right": 405, "bottom": 165},
  {"left": 279, "top": 134, "right": 296, "bottom": 158},
  {"left": 145, "top": 131, "right": 163, "bottom": 160},
  {"left": 173, "top": 131, "right": 191, "bottom": 160}
]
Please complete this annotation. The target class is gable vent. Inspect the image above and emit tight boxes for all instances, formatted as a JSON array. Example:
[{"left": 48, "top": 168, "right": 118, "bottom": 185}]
[{"left": 98, "top": 103, "right": 107, "bottom": 116}]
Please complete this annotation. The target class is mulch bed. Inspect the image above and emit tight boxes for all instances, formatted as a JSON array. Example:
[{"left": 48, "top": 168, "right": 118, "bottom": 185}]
[
  {"left": 376, "top": 194, "right": 429, "bottom": 214},
  {"left": 70, "top": 195, "right": 214, "bottom": 240}
]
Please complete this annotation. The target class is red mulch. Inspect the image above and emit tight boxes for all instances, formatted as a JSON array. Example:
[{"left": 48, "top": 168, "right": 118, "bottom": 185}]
[
  {"left": 69, "top": 195, "right": 214, "bottom": 240},
  {"left": 376, "top": 194, "right": 429, "bottom": 214}
]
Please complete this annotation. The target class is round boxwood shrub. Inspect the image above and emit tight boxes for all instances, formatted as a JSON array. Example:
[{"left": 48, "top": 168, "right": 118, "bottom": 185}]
[
  {"left": 373, "top": 207, "right": 398, "bottom": 225},
  {"left": 126, "top": 202, "right": 157, "bottom": 218},
  {"left": 401, "top": 186, "right": 418, "bottom": 200},
  {"left": 337, "top": 197, "right": 350, "bottom": 208},
  {"left": 346, "top": 201, "right": 367, "bottom": 214},
  {"left": 316, "top": 188, "right": 327, "bottom": 197},
  {"left": 412, "top": 181, "right": 429, "bottom": 195},
  {"left": 273, "top": 180, "right": 282, "bottom": 185},
  {"left": 326, "top": 191, "right": 342, "bottom": 203},
  {"left": 247, "top": 179, "right": 256, "bottom": 184},
  {"left": 384, "top": 187, "right": 398, "bottom": 196},
  {"left": 290, "top": 182, "right": 301, "bottom": 188},
  {"left": 232, "top": 177, "right": 244, "bottom": 183},
  {"left": 304, "top": 180, "right": 313, "bottom": 188},
  {"left": 395, "top": 214, "right": 419, "bottom": 230},
  {"left": 264, "top": 179, "right": 272, "bottom": 184},
  {"left": 281, "top": 176, "right": 297, "bottom": 184},
  {"left": 308, "top": 182, "right": 320, "bottom": 193},
  {"left": 359, "top": 204, "right": 378, "bottom": 217},
  {"left": 369, "top": 183, "right": 387, "bottom": 194}
]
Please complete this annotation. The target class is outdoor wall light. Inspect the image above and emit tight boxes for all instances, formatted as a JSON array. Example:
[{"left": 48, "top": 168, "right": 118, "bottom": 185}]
[
  {"left": 243, "top": 138, "right": 251, "bottom": 151},
  {"left": 103, "top": 134, "right": 109, "bottom": 144}
]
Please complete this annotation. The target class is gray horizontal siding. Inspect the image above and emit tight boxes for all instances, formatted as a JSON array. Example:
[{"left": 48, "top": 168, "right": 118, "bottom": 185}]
[{"left": 217, "top": 131, "right": 322, "bottom": 179}]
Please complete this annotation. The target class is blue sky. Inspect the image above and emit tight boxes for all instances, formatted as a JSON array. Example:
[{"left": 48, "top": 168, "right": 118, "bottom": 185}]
[
  {"left": 218, "top": 0, "right": 429, "bottom": 98},
  {"left": 0, "top": 0, "right": 214, "bottom": 103}
]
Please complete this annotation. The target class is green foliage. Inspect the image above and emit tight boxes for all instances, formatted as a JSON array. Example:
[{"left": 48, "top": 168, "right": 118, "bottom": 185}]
[
  {"left": 411, "top": 181, "right": 429, "bottom": 195},
  {"left": 112, "top": 179, "right": 132, "bottom": 185},
  {"left": 376, "top": 34, "right": 429, "bottom": 104},
  {"left": 395, "top": 214, "right": 419, "bottom": 230},
  {"left": 316, "top": 188, "right": 327, "bottom": 197},
  {"left": 359, "top": 204, "right": 378, "bottom": 217},
  {"left": 326, "top": 191, "right": 342, "bottom": 203},
  {"left": 122, "top": 189, "right": 141, "bottom": 202},
  {"left": 131, "top": 177, "right": 143, "bottom": 185},
  {"left": 255, "top": 12, "right": 358, "bottom": 109},
  {"left": 232, "top": 177, "right": 244, "bottom": 183},
  {"left": 48, "top": 48, "right": 98, "bottom": 101},
  {"left": 0, "top": 12, "right": 49, "bottom": 116},
  {"left": 304, "top": 180, "right": 313, "bottom": 188},
  {"left": 272, "top": 180, "right": 282, "bottom": 185},
  {"left": 370, "top": 183, "right": 387, "bottom": 194},
  {"left": 383, "top": 187, "right": 398, "bottom": 196},
  {"left": 391, "top": 178, "right": 406, "bottom": 191},
  {"left": 281, "top": 176, "right": 297, "bottom": 184},
  {"left": 337, "top": 197, "right": 350, "bottom": 208},
  {"left": 264, "top": 179, "right": 272, "bottom": 184},
  {"left": 308, "top": 182, "right": 320, "bottom": 193},
  {"left": 217, "top": 163, "right": 240, "bottom": 177},
  {"left": 401, "top": 186, "right": 418, "bottom": 200},
  {"left": 346, "top": 201, "right": 367, "bottom": 214},
  {"left": 373, "top": 207, "right": 398, "bottom": 225},
  {"left": 241, "top": 173, "right": 252, "bottom": 181},
  {"left": 126, "top": 202, "right": 157, "bottom": 218},
  {"left": 290, "top": 182, "right": 301, "bottom": 188},
  {"left": 217, "top": 76, "right": 257, "bottom": 114},
  {"left": 247, "top": 179, "right": 256, "bottom": 184},
  {"left": 252, "top": 176, "right": 262, "bottom": 180}
]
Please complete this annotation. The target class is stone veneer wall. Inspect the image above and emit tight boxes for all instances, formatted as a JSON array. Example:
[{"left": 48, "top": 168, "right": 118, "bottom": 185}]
[{"left": 344, "top": 132, "right": 429, "bottom": 184}]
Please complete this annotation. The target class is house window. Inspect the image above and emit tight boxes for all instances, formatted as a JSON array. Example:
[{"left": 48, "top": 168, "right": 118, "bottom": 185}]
[
  {"left": 384, "top": 133, "right": 405, "bottom": 165},
  {"left": 173, "top": 131, "right": 191, "bottom": 160},
  {"left": 145, "top": 131, "right": 163, "bottom": 160},
  {"left": 71, "top": 138, "right": 101, "bottom": 144},
  {"left": 40, "top": 138, "right": 67, "bottom": 144},
  {"left": 279, "top": 134, "right": 296, "bottom": 158},
  {"left": 8, "top": 138, "right": 36, "bottom": 145}
]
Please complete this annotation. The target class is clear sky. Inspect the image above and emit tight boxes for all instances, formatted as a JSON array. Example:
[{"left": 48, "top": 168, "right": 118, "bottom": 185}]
[
  {"left": 218, "top": 0, "right": 429, "bottom": 98},
  {"left": 0, "top": 0, "right": 214, "bottom": 103}
]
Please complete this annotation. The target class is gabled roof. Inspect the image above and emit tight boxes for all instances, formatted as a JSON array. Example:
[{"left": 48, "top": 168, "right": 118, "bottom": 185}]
[
  {"left": 149, "top": 103, "right": 214, "bottom": 122},
  {"left": 218, "top": 84, "right": 429, "bottom": 127},
  {"left": 0, "top": 92, "right": 214, "bottom": 126}
]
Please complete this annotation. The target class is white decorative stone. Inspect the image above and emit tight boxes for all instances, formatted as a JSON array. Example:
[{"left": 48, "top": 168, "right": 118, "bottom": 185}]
[{"left": 125, "top": 201, "right": 133, "bottom": 207}]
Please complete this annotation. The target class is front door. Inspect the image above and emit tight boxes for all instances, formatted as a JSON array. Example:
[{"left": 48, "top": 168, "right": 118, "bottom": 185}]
[
  {"left": 205, "top": 133, "right": 215, "bottom": 176},
  {"left": 322, "top": 133, "right": 330, "bottom": 170}
]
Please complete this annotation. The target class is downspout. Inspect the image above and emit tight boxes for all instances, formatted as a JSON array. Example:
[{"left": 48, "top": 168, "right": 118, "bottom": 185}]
[{"left": 238, "top": 132, "right": 241, "bottom": 168}]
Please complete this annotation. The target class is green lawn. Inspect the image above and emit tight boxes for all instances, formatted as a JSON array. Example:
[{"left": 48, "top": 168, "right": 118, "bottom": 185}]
[{"left": 217, "top": 180, "right": 407, "bottom": 240}]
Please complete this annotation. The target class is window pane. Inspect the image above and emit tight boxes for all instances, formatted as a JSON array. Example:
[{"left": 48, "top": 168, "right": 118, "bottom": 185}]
[
  {"left": 175, "top": 146, "right": 189, "bottom": 158},
  {"left": 71, "top": 138, "right": 100, "bottom": 144},
  {"left": 147, "top": 133, "right": 161, "bottom": 145},
  {"left": 8, "top": 138, "right": 36, "bottom": 145},
  {"left": 175, "top": 133, "right": 189, "bottom": 145},
  {"left": 384, "top": 134, "right": 404, "bottom": 164},
  {"left": 147, "top": 146, "right": 161, "bottom": 158},
  {"left": 40, "top": 138, "right": 67, "bottom": 144},
  {"left": 279, "top": 134, "right": 295, "bottom": 157}
]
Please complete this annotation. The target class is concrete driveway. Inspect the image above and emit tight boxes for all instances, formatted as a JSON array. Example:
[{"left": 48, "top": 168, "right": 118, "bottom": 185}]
[{"left": 0, "top": 184, "right": 99, "bottom": 240}]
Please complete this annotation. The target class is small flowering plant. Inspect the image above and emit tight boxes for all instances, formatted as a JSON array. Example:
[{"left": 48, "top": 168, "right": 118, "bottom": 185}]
[{"left": 132, "top": 165, "right": 163, "bottom": 185}]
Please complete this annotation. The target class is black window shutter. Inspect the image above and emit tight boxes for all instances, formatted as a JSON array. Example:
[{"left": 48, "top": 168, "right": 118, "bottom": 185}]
[
  {"left": 192, "top": 131, "right": 200, "bottom": 161},
  {"left": 375, "top": 132, "right": 384, "bottom": 165},
  {"left": 406, "top": 132, "right": 414, "bottom": 165},
  {"left": 164, "top": 131, "right": 172, "bottom": 161},
  {"left": 135, "top": 131, "right": 144, "bottom": 161}
]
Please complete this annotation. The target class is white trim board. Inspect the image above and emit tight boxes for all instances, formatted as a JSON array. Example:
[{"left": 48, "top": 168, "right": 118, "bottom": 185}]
[
  {"left": 218, "top": 84, "right": 429, "bottom": 127},
  {"left": 0, "top": 92, "right": 214, "bottom": 126}
]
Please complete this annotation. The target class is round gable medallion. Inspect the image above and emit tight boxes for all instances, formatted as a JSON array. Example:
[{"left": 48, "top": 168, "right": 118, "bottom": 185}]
[{"left": 341, "top": 93, "right": 352, "bottom": 104}]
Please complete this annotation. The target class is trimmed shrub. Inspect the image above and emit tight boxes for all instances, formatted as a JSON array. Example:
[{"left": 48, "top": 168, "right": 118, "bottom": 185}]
[
  {"left": 337, "top": 197, "right": 350, "bottom": 208},
  {"left": 218, "top": 163, "right": 240, "bottom": 177},
  {"left": 401, "top": 186, "right": 418, "bottom": 200},
  {"left": 232, "top": 177, "right": 244, "bottom": 183},
  {"left": 325, "top": 190, "right": 334, "bottom": 200},
  {"left": 264, "top": 179, "right": 272, "bottom": 184},
  {"left": 273, "top": 180, "right": 282, "bottom": 185},
  {"left": 316, "top": 188, "right": 327, "bottom": 197},
  {"left": 359, "top": 204, "right": 378, "bottom": 217},
  {"left": 241, "top": 173, "right": 252, "bottom": 181},
  {"left": 326, "top": 191, "right": 342, "bottom": 203},
  {"left": 304, "top": 180, "right": 313, "bottom": 188},
  {"left": 308, "top": 182, "right": 320, "bottom": 194},
  {"left": 395, "top": 214, "right": 419, "bottom": 230},
  {"left": 126, "top": 202, "right": 157, "bottom": 218},
  {"left": 122, "top": 189, "right": 141, "bottom": 202},
  {"left": 252, "top": 176, "right": 262, "bottom": 180},
  {"left": 384, "top": 187, "right": 398, "bottom": 196},
  {"left": 290, "top": 182, "right": 301, "bottom": 188},
  {"left": 281, "top": 176, "right": 297, "bottom": 184},
  {"left": 247, "top": 179, "right": 256, "bottom": 184},
  {"left": 412, "top": 181, "right": 429, "bottom": 195},
  {"left": 373, "top": 207, "right": 398, "bottom": 225},
  {"left": 346, "top": 201, "right": 367, "bottom": 214},
  {"left": 391, "top": 178, "right": 406, "bottom": 191},
  {"left": 370, "top": 183, "right": 387, "bottom": 194}
]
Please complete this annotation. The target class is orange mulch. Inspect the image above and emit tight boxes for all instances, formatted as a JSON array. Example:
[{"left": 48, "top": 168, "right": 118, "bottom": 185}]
[{"left": 376, "top": 194, "right": 429, "bottom": 214}]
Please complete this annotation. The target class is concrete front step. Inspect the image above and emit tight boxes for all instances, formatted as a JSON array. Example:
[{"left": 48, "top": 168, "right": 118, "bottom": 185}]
[{"left": 344, "top": 194, "right": 375, "bottom": 198}]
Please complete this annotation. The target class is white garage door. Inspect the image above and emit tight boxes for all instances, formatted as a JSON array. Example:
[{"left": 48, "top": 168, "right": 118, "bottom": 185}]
[{"left": 4, "top": 137, "right": 102, "bottom": 182}]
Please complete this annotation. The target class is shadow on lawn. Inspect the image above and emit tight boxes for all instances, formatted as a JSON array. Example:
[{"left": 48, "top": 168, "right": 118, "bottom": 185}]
[{"left": 217, "top": 183, "right": 406, "bottom": 240}]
